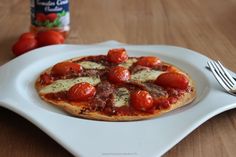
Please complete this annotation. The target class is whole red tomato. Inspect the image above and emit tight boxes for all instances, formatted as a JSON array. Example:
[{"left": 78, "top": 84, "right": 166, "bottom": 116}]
[
  {"left": 12, "top": 38, "right": 38, "bottom": 56},
  {"left": 37, "top": 30, "right": 64, "bottom": 46},
  {"left": 19, "top": 32, "right": 36, "bottom": 40}
]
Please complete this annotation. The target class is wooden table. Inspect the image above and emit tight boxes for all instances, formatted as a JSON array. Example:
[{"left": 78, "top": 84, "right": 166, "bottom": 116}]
[{"left": 0, "top": 0, "right": 236, "bottom": 156}]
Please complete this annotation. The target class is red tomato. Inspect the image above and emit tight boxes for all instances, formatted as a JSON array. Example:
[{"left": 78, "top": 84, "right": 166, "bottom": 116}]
[
  {"left": 155, "top": 72, "right": 189, "bottom": 90},
  {"left": 12, "top": 38, "right": 38, "bottom": 56},
  {"left": 131, "top": 90, "right": 154, "bottom": 111},
  {"left": 37, "top": 30, "right": 64, "bottom": 46},
  {"left": 47, "top": 13, "right": 58, "bottom": 22},
  {"left": 67, "top": 82, "right": 96, "bottom": 101},
  {"left": 153, "top": 97, "right": 170, "bottom": 109},
  {"left": 108, "top": 66, "right": 130, "bottom": 84},
  {"left": 107, "top": 48, "right": 128, "bottom": 64},
  {"left": 36, "top": 13, "right": 47, "bottom": 22},
  {"left": 51, "top": 62, "right": 82, "bottom": 76},
  {"left": 19, "top": 32, "right": 36, "bottom": 40},
  {"left": 40, "top": 73, "right": 53, "bottom": 85},
  {"left": 166, "top": 66, "right": 178, "bottom": 72},
  {"left": 136, "top": 56, "right": 161, "bottom": 67}
]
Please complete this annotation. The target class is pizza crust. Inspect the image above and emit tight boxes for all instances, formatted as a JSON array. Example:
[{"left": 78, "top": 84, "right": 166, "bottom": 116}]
[{"left": 35, "top": 57, "right": 196, "bottom": 121}]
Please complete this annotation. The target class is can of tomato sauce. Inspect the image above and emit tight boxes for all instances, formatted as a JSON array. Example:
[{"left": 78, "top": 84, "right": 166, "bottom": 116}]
[{"left": 30, "top": 0, "right": 70, "bottom": 37}]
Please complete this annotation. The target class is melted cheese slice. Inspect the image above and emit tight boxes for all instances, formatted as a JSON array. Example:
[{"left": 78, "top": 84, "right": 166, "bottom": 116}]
[
  {"left": 119, "top": 58, "right": 137, "bottom": 69},
  {"left": 131, "top": 69, "right": 165, "bottom": 82},
  {"left": 40, "top": 77, "right": 101, "bottom": 94},
  {"left": 79, "top": 61, "right": 105, "bottom": 69},
  {"left": 113, "top": 88, "right": 130, "bottom": 107}
]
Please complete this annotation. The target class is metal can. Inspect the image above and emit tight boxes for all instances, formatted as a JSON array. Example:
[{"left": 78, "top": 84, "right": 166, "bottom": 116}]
[{"left": 30, "top": 0, "right": 70, "bottom": 37}]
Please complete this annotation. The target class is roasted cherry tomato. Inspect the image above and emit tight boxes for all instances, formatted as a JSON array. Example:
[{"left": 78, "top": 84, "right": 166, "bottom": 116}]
[
  {"left": 107, "top": 48, "right": 128, "bottom": 64},
  {"left": 12, "top": 38, "right": 38, "bottom": 56},
  {"left": 19, "top": 32, "right": 36, "bottom": 40},
  {"left": 46, "top": 13, "right": 58, "bottom": 22},
  {"left": 108, "top": 66, "right": 130, "bottom": 84},
  {"left": 136, "top": 56, "right": 161, "bottom": 67},
  {"left": 36, "top": 13, "right": 47, "bottom": 22},
  {"left": 155, "top": 72, "right": 189, "bottom": 90},
  {"left": 131, "top": 90, "right": 154, "bottom": 111},
  {"left": 67, "top": 82, "right": 96, "bottom": 101},
  {"left": 37, "top": 30, "right": 64, "bottom": 46},
  {"left": 51, "top": 62, "right": 82, "bottom": 76}
]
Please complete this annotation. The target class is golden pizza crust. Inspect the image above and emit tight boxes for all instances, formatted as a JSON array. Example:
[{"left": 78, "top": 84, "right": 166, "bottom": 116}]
[{"left": 35, "top": 57, "right": 196, "bottom": 121}]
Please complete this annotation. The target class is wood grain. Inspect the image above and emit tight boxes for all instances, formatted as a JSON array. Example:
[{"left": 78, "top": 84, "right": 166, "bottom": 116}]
[{"left": 0, "top": 0, "right": 235, "bottom": 156}]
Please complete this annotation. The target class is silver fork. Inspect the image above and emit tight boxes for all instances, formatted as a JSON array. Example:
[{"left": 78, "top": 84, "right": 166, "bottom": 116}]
[{"left": 207, "top": 60, "right": 236, "bottom": 96}]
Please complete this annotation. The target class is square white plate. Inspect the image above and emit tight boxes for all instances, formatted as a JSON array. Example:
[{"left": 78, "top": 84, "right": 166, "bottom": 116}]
[{"left": 0, "top": 41, "right": 235, "bottom": 157}]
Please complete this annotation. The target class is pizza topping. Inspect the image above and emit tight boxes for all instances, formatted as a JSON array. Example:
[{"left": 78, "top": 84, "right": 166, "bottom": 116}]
[
  {"left": 96, "top": 81, "right": 115, "bottom": 98},
  {"left": 79, "top": 61, "right": 105, "bottom": 70},
  {"left": 113, "top": 88, "right": 130, "bottom": 107},
  {"left": 155, "top": 72, "right": 189, "bottom": 90},
  {"left": 44, "top": 91, "right": 68, "bottom": 101},
  {"left": 51, "top": 62, "right": 82, "bottom": 77},
  {"left": 40, "top": 76, "right": 100, "bottom": 94},
  {"left": 90, "top": 81, "right": 115, "bottom": 110},
  {"left": 119, "top": 58, "right": 137, "bottom": 69},
  {"left": 143, "top": 83, "right": 168, "bottom": 98},
  {"left": 131, "top": 69, "right": 165, "bottom": 83},
  {"left": 67, "top": 82, "right": 96, "bottom": 101},
  {"left": 107, "top": 48, "right": 128, "bottom": 64},
  {"left": 154, "top": 97, "right": 171, "bottom": 109},
  {"left": 131, "top": 90, "right": 154, "bottom": 111},
  {"left": 136, "top": 56, "right": 161, "bottom": 67},
  {"left": 108, "top": 66, "right": 131, "bottom": 84},
  {"left": 40, "top": 73, "right": 53, "bottom": 85},
  {"left": 130, "top": 65, "right": 150, "bottom": 74}
]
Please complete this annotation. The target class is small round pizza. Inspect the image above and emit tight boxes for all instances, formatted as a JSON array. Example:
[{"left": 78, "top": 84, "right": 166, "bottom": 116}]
[{"left": 35, "top": 48, "right": 196, "bottom": 121}]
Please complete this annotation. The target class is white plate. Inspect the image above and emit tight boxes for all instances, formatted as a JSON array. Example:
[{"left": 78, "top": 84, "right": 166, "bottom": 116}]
[{"left": 0, "top": 41, "right": 235, "bottom": 157}]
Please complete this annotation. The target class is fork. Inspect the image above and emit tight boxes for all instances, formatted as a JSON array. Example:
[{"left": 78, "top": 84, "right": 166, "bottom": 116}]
[{"left": 207, "top": 60, "right": 236, "bottom": 96}]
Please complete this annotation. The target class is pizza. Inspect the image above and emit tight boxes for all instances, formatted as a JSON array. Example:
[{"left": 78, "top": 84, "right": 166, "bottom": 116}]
[{"left": 35, "top": 48, "right": 196, "bottom": 121}]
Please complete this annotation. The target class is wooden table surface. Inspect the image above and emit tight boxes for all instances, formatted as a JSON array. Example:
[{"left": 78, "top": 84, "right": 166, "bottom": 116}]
[{"left": 0, "top": 0, "right": 236, "bottom": 156}]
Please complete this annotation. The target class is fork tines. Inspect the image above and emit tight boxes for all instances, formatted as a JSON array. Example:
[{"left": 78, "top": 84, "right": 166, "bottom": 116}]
[{"left": 207, "top": 60, "right": 236, "bottom": 95}]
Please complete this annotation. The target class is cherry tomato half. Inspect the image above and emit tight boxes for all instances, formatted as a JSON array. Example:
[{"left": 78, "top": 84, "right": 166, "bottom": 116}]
[
  {"left": 155, "top": 72, "right": 189, "bottom": 90},
  {"left": 136, "top": 56, "right": 161, "bottom": 67},
  {"left": 67, "top": 82, "right": 96, "bottom": 101},
  {"left": 107, "top": 48, "right": 128, "bottom": 64},
  {"left": 131, "top": 90, "right": 154, "bottom": 111},
  {"left": 108, "top": 66, "right": 130, "bottom": 84},
  {"left": 51, "top": 62, "right": 82, "bottom": 76},
  {"left": 12, "top": 38, "right": 38, "bottom": 56},
  {"left": 37, "top": 30, "right": 64, "bottom": 46}
]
